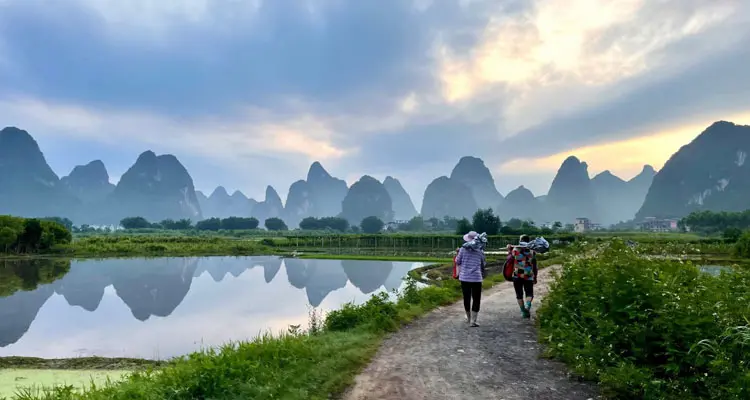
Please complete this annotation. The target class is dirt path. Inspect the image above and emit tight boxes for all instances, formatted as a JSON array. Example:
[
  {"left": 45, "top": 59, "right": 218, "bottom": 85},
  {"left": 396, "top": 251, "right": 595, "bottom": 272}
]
[{"left": 344, "top": 267, "right": 599, "bottom": 400}]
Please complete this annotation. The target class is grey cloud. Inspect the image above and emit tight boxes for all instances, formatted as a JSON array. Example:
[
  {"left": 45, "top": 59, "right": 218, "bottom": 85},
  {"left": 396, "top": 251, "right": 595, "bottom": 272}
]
[
  {"left": 0, "top": 0, "right": 525, "bottom": 120},
  {"left": 503, "top": 29, "right": 750, "bottom": 156}
]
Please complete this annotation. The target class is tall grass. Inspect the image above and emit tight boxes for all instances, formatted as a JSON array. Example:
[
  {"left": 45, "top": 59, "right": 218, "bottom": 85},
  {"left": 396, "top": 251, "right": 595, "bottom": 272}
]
[
  {"left": 538, "top": 239, "right": 750, "bottom": 400},
  {"left": 8, "top": 277, "right": 468, "bottom": 400}
]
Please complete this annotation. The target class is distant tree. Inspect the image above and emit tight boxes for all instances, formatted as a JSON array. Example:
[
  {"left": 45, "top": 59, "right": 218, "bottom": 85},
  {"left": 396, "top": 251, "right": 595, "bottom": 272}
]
[
  {"left": 734, "top": 231, "right": 750, "bottom": 258},
  {"left": 158, "top": 219, "right": 193, "bottom": 230},
  {"left": 20, "top": 219, "right": 43, "bottom": 253},
  {"left": 120, "top": 217, "right": 151, "bottom": 229},
  {"left": 265, "top": 217, "right": 288, "bottom": 231},
  {"left": 442, "top": 216, "right": 459, "bottom": 232},
  {"left": 0, "top": 227, "right": 17, "bottom": 253},
  {"left": 196, "top": 218, "right": 222, "bottom": 231},
  {"left": 455, "top": 218, "right": 472, "bottom": 235},
  {"left": 350, "top": 225, "right": 361, "bottom": 233},
  {"left": 159, "top": 219, "right": 175, "bottom": 229},
  {"left": 299, "top": 217, "right": 348, "bottom": 232},
  {"left": 471, "top": 208, "right": 500, "bottom": 235},
  {"left": 42, "top": 217, "right": 73, "bottom": 231},
  {"left": 40, "top": 221, "right": 72, "bottom": 249},
  {"left": 539, "top": 227, "right": 554, "bottom": 236},
  {"left": 682, "top": 210, "right": 750, "bottom": 235},
  {"left": 506, "top": 218, "right": 524, "bottom": 229},
  {"left": 299, "top": 217, "right": 321, "bottom": 230},
  {"left": 221, "top": 217, "right": 258, "bottom": 230},
  {"left": 500, "top": 225, "right": 518, "bottom": 235},
  {"left": 520, "top": 220, "right": 536, "bottom": 232},
  {"left": 320, "top": 217, "right": 349, "bottom": 232},
  {"left": 360, "top": 216, "right": 385, "bottom": 234},
  {"left": 553, "top": 221, "right": 563, "bottom": 230},
  {"left": 399, "top": 216, "right": 425, "bottom": 232},
  {"left": 175, "top": 218, "right": 194, "bottom": 230},
  {"left": 724, "top": 227, "right": 743, "bottom": 243}
]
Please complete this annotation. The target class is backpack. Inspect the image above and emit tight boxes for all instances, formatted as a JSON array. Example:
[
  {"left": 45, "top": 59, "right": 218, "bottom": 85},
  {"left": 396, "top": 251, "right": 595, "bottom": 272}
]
[
  {"left": 502, "top": 256, "right": 514, "bottom": 281},
  {"left": 452, "top": 253, "right": 459, "bottom": 279},
  {"left": 505, "top": 245, "right": 536, "bottom": 281}
]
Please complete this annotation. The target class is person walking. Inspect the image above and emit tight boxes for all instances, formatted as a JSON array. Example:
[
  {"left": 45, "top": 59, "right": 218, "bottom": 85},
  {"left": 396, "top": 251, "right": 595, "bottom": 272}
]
[
  {"left": 455, "top": 231, "right": 487, "bottom": 327},
  {"left": 507, "top": 234, "right": 538, "bottom": 319}
]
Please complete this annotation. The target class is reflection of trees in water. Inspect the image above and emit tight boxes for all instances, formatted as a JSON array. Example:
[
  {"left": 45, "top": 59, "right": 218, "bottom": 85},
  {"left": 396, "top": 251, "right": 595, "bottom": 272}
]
[
  {"left": 0, "top": 259, "right": 70, "bottom": 297},
  {"left": 0, "top": 258, "right": 70, "bottom": 347},
  {"left": 342, "top": 260, "right": 393, "bottom": 294}
]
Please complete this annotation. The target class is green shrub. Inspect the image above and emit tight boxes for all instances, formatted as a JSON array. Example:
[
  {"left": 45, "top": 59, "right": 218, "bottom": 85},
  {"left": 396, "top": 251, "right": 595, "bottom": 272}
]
[
  {"left": 733, "top": 231, "right": 750, "bottom": 258},
  {"left": 325, "top": 292, "right": 398, "bottom": 332},
  {"left": 538, "top": 239, "right": 750, "bottom": 399}
]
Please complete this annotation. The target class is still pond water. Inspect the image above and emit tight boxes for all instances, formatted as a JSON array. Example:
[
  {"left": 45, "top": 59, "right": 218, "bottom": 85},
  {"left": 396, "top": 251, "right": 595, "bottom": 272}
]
[{"left": 0, "top": 257, "right": 423, "bottom": 360}]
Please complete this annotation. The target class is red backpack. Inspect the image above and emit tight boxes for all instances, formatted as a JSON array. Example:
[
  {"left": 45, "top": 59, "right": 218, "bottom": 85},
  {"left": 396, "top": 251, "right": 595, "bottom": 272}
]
[
  {"left": 452, "top": 251, "right": 459, "bottom": 279},
  {"left": 502, "top": 254, "right": 514, "bottom": 281}
]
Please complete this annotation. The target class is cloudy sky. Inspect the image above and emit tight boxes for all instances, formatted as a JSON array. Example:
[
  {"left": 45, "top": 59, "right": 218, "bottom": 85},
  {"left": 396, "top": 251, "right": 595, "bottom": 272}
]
[{"left": 1, "top": 0, "right": 749, "bottom": 208}]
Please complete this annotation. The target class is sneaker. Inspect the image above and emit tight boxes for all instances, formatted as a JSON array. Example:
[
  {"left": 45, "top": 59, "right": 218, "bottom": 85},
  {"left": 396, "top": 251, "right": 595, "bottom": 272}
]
[{"left": 522, "top": 309, "right": 531, "bottom": 319}]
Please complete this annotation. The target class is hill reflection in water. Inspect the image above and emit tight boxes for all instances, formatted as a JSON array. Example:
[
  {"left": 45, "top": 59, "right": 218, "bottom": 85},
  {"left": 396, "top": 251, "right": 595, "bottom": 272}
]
[{"left": 0, "top": 257, "right": 421, "bottom": 359}]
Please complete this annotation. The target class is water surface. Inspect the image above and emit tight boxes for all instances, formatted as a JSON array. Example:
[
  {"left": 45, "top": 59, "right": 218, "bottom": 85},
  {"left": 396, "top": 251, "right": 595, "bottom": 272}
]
[
  {"left": 0, "top": 257, "right": 422, "bottom": 359},
  {"left": 699, "top": 265, "right": 732, "bottom": 276}
]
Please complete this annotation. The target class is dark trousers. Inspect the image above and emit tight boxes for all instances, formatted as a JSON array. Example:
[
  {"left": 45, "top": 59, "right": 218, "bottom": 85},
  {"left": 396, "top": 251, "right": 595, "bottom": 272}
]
[
  {"left": 513, "top": 278, "right": 534, "bottom": 300},
  {"left": 460, "top": 281, "right": 482, "bottom": 312}
]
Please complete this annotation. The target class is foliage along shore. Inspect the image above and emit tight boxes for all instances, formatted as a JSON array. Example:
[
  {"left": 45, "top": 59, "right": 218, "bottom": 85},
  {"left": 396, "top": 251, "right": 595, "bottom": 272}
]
[{"left": 538, "top": 239, "right": 750, "bottom": 400}]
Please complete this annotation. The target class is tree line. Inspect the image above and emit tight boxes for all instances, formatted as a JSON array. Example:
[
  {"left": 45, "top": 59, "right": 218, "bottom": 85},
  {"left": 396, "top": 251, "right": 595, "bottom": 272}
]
[
  {"left": 118, "top": 215, "right": 391, "bottom": 233},
  {"left": 449, "top": 208, "right": 560, "bottom": 236},
  {"left": 680, "top": 210, "right": 750, "bottom": 237},
  {"left": 119, "top": 216, "right": 289, "bottom": 231},
  {"left": 0, "top": 216, "right": 72, "bottom": 254}
]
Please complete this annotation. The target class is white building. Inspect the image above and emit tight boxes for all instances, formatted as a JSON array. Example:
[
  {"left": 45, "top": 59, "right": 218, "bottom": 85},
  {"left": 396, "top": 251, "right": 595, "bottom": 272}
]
[{"left": 574, "top": 217, "right": 592, "bottom": 233}]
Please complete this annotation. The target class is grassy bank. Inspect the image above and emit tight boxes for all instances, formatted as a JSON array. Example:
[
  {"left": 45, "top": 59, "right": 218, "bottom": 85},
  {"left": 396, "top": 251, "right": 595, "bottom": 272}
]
[
  {"left": 538, "top": 239, "right": 750, "bottom": 400},
  {"left": 6, "top": 270, "right": 505, "bottom": 400},
  {"left": 45, "top": 236, "right": 275, "bottom": 258}
]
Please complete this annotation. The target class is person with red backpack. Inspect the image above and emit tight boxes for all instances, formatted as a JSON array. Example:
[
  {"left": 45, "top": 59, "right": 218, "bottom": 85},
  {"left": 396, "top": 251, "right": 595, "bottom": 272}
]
[{"left": 507, "top": 234, "right": 538, "bottom": 319}]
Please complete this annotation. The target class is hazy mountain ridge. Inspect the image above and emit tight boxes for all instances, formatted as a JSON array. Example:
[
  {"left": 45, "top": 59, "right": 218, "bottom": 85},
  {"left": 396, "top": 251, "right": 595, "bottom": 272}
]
[
  {"left": 5, "top": 121, "right": 750, "bottom": 227},
  {"left": 637, "top": 121, "right": 750, "bottom": 219},
  {"left": 0, "top": 127, "right": 80, "bottom": 219},
  {"left": 383, "top": 176, "right": 418, "bottom": 221},
  {"left": 341, "top": 175, "right": 393, "bottom": 225},
  {"left": 200, "top": 186, "right": 256, "bottom": 219},
  {"left": 284, "top": 162, "right": 349, "bottom": 227},
  {"left": 60, "top": 160, "right": 116, "bottom": 204}
]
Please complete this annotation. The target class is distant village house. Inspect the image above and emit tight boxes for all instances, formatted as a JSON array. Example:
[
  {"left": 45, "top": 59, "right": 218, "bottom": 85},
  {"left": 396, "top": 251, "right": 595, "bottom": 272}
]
[
  {"left": 573, "top": 217, "right": 602, "bottom": 233},
  {"left": 637, "top": 217, "right": 679, "bottom": 232}
]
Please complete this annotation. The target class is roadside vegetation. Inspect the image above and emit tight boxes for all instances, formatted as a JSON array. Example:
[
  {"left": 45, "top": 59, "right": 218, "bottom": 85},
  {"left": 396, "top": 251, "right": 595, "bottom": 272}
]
[
  {"left": 538, "top": 239, "right": 750, "bottom": 400},
  {"left": 0, "top": 216, "right": 71, "bottom": 255}
]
